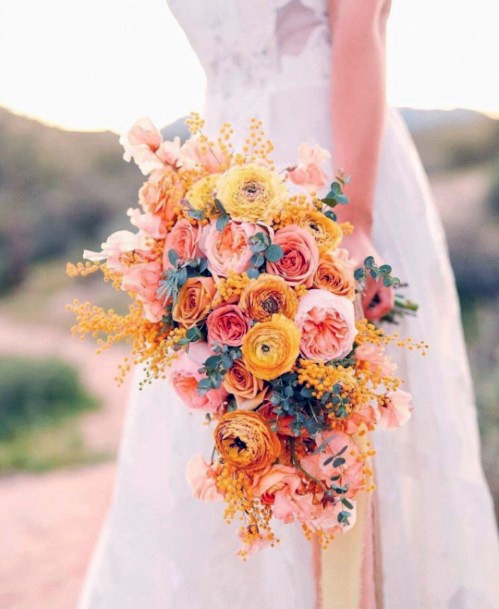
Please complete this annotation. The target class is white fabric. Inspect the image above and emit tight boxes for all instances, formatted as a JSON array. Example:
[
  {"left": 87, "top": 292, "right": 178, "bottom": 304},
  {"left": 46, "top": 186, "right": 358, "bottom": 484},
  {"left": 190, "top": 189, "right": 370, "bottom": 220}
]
[{"left": 79, "top": 2, "right": 499, "bottom": 608}]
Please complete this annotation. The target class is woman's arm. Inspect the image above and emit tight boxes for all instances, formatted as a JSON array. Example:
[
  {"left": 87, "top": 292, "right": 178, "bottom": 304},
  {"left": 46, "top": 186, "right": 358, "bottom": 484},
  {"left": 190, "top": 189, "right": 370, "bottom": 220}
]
[{"left": 328, "top": 0, "right": 393, "bottom": 320}]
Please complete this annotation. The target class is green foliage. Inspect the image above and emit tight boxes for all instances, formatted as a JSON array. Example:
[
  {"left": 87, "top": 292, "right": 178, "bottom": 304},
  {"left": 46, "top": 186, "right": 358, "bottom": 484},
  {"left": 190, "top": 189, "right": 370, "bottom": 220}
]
[
  {"left": 197, "top": 345, "right": 242, "bottom": 393},
  {"left": 157, "top": 254, "right": 209, "bottom": 306},
  {"left": 354, "top": 256, "right": 401, "bottom": 288},
  {"left": 247, "top": 232, "right": 284, "bottom": 279},
  {"left": 214, "top": 198, "right": 230, "bottom": 230},
  {"left": 321, "top": 174, "right": 350, "bottom": 210},
  {"left": 0, "top": 356, "right": 97, "bottom": 441}
]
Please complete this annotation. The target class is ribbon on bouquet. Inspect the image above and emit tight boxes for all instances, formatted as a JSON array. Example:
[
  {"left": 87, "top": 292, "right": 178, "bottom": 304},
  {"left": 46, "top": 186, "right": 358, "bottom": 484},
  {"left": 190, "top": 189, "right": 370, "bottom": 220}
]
[{"left": 314, "top": 477, "right": 383, "bottom": 609}]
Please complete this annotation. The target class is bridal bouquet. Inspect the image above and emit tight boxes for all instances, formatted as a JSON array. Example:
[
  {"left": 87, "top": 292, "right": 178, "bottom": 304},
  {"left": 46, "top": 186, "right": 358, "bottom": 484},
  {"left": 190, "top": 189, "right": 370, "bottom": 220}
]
[{"left": 68, "top": 115, "right": 425, "bottom": 556}]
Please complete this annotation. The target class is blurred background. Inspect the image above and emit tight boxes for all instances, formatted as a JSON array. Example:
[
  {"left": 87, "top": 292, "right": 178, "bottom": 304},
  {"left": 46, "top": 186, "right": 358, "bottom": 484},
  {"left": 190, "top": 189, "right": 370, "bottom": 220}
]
[{"left": 0, "top": 1, "right": 498, "bottom": 608}]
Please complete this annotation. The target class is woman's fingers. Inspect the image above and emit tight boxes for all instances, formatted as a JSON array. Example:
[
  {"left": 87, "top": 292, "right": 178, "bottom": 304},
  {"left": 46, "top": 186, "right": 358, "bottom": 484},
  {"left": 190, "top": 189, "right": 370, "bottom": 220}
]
[{"left": 364, "top": 282, "right": 394, "bottom": 321}]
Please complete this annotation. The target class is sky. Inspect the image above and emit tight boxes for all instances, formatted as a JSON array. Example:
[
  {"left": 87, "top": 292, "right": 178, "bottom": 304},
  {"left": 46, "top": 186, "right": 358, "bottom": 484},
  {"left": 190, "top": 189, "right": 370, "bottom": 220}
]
[{"left": 0, "top": 0, "right": 497, "bottom": 133}]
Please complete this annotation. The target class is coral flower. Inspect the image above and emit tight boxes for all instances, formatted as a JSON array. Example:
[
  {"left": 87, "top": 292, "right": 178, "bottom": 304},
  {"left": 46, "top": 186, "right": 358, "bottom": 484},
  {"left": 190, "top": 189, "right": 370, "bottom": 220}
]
[
  {"left": 266, "top": 224, "right": 319, "bottom": 287},
  {"left": 296, "top": 210, "right": 343, "bottom": 252},
  {"left": 163, "top": 219, "right": 201, "bottom": 269},
  {"left": 206, "top": 304, "right": 250, "bottom": 347},
  {"left": 172, "top": 276, "right": 216, "bottom": 329},
  {"left": 216, "top": 163, "right": 286, "bottom": 223},
  {"left": 253, "top": 464, "right": 301, "bottom": 506},
  {"left": 239, "top": 274, "right": 298, "bottom": 322},
  {"left": 214, "top": 411, "right": 281, "bottom": 475},
  {"left": 138, "top": 166, "right": 184, "bottom": 224},
  {"left": 241, "top": 314, "right": 301, "bottom": 381}
]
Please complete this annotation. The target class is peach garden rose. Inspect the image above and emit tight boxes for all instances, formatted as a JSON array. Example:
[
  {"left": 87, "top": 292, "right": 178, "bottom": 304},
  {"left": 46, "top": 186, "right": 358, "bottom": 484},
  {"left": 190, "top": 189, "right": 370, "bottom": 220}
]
[
  {"left": 202, "top": 220, "right": 263, "bottom": 277},
  {"left": 295, "top": 289, "right": 357, "bottom": 361}
]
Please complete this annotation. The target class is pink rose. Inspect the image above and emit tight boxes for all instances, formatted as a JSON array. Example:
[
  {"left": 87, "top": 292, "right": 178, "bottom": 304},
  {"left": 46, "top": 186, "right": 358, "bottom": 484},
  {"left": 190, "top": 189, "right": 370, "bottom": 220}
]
[
  {"left": 163, "top": 219, "right": 201, "bottom": 269},
  {"left": 127, "top": 208, "right": 168, "bottom": 239},
  {"left": 296, "top": 289, "right": 357, "bottom": 360},
  {"left": 252, "top": 464, "right": 315, "bottom": 525},
  {"left": 267, "top": 225, "right": 319, "bottom": 287},
  {"left": 206, "top": 304, "right": 250, "bottom": 347},
  {"left": 201, "top": 220, "right": 262, "bottom": 277},
  {"left": 83, "top": 230, "right": 151, "bottom": 273},
  {"left": 288, "top": 143, "right": 330, "bottom": 191},
  {"left": 170, "top": 353, "right": 228, "bottom": 413},
  {"left": 186, "top": 455, "right": 222, "bottom": 502},
  {"left": 120, "top": 118, "right": 182, "bottom": 175},
  {"left": 378, "top": 389, "right": 413, "bottom": 430},
  {"left": 355, "top": 343, "right": 397, "bottom": 376},
  {"left": 301, "top": 431, "right": 364, "bottom": 498},
  {"left": 253, "top": 464, "right": 300, "bottom": 502},
  {"left": 311, "top": 501, "right": 357, "bottom": 535},
  {"left": 180, "top": 137, "right": 229, "bottom": 173},
  {"left": 121, "top": 260, "right": 164, "bottom": 322},
  {"left": 274, "top": 487, "right": 317, "bottom": 525}
]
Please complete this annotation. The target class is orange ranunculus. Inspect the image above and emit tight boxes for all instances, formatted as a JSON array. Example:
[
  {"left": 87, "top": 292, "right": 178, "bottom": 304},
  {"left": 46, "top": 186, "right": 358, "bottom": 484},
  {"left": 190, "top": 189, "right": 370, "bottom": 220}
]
[
  {"left": 214, "top": 410, "right": 281, "bottom": 475},
  {"left": 296, "top": 210, "right": 343, "bottom": 252},
  {"left": 314, "top": 252, "right": 355, "bottom": 300},
  {"left": 223, "top": 359, "right": 268, "bottom": 410},
  {"left": 241, "top": 314, "right": 301, "bottom": 381},
  {"left": 172, "top": 276, "right": 216, "bottom": 329},
  {"left": 239, "top": 274, "right": 298, "bottom": 322}
]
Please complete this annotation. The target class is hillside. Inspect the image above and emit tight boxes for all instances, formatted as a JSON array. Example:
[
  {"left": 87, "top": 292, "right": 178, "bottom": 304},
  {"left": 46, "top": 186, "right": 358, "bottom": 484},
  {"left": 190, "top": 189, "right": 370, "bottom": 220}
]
[{"left": 0, "top": 108, "right": 142, "bottom": 290}]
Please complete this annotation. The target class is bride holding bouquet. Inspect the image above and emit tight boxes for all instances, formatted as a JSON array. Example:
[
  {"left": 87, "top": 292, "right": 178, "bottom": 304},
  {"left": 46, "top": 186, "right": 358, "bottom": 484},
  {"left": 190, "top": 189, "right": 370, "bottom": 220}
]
[{"left": 77, "top": 1, "right": 499, "bottom": 608}]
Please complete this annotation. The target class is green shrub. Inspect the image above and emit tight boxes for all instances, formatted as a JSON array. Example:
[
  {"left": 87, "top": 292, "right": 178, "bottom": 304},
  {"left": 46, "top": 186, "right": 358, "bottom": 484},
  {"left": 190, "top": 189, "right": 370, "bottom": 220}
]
[{"left": 0, "top": 357, "right": 97, "bottom": 440}]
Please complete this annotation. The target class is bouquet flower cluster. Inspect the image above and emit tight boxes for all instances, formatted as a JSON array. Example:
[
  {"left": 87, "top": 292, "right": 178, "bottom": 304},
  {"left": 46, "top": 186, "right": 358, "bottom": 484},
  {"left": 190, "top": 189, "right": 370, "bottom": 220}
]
[{"left": 68, "top": 115, "right": 426, "bottom": 556}]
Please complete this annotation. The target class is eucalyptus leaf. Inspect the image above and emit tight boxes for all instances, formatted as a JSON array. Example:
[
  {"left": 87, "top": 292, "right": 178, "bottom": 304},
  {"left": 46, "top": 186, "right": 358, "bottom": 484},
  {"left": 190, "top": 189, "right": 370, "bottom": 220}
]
[{"left": 265, "top": 244, "right": 284, "bottom": 263}]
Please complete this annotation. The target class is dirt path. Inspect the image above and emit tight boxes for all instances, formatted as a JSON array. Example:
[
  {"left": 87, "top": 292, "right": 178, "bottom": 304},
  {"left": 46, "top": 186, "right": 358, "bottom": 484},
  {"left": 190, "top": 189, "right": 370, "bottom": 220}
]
[
  {"left": 0, "top": 463, "right": 114, "bottom": 609},
  {"left": 0, "top": 317, "right": 129, "bottom": 608}
]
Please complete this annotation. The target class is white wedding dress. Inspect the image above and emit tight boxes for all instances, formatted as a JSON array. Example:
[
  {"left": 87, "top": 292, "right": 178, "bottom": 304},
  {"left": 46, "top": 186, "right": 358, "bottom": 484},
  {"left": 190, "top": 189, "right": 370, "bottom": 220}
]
[{"left": 79, "top": 2, "right": 499, "bottom": 608}]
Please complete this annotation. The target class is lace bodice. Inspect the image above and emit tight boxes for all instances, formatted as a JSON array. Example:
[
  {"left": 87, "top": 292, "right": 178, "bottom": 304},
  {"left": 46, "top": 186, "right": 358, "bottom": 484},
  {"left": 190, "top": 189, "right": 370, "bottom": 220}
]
[{"left": 167, "top": 0, "right": 331, "bottom": 144}]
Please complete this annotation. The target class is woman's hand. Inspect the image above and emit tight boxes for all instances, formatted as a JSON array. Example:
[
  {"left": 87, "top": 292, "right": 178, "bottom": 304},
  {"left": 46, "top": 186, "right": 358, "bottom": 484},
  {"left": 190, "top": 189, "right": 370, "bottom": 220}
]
[{"left": 342, "top": 228, "right": 394, "bottom": 321}]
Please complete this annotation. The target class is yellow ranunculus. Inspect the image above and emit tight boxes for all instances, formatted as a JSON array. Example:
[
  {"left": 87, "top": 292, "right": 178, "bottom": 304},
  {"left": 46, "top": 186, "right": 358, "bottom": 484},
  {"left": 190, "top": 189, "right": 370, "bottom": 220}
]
[
  {"left": 214, "top": 410, "right": 281, "bottom": 474},
  {"left": 296, "top": 209, "right": 343, "bottom": 251},
  {"left": 216, "top": 163, "right": 286, "bottom": 222},
  {"left": 241, "top": 314, "right": 301, "bottom": 381},
  {"left": 239, "top": 274, "right": 298, "bottom": 322},
  {"left": 185, "top": 174, "right": 220, "bottom": 214}
]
